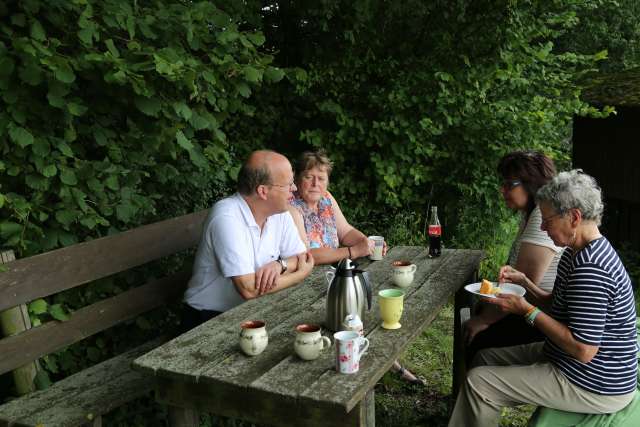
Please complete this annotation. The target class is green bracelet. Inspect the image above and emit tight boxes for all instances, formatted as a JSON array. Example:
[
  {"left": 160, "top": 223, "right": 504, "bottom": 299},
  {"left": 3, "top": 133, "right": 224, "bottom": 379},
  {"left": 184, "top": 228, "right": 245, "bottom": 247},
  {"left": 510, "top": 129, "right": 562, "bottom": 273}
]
[{"left": 525, "top": 307, "right": 541, "bottom": 326}]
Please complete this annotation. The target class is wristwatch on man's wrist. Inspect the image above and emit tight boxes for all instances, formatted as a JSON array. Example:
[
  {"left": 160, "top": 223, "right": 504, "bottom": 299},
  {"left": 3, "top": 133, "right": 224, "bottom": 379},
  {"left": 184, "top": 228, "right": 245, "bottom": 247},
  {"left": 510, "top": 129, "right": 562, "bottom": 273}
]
[{"left": 277, "top": 256, "right": 288, "bottom": 274}]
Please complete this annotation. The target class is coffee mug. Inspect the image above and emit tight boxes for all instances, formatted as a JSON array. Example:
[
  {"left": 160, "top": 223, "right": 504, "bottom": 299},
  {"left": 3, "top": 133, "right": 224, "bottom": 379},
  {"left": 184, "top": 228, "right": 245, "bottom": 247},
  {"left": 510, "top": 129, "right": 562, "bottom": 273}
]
[
  {"left": 368, "top": 236, "right": 385, "bottom": 261},
  {"left": 391, "top": 260, "right": 417, "bottom": 288},
  {"left": 239, "top": 320, "right": 268, "bottom": 356},
  {"left": 334, "top": 330, "right": 370, "bottom": 374},
  {"left": 378, "top": 289, "right": 404, "bottom": 330},
  {"left": 294, "top": 324, "right": 332, "bottom": 361}
]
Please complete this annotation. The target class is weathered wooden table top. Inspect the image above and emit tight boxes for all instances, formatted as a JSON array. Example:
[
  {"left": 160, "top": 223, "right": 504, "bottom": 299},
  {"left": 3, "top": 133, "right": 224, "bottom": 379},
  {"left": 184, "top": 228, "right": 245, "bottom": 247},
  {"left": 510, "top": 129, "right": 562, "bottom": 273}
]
[{"left": 132, "top": 247, "right": 483, "bottom": 417}]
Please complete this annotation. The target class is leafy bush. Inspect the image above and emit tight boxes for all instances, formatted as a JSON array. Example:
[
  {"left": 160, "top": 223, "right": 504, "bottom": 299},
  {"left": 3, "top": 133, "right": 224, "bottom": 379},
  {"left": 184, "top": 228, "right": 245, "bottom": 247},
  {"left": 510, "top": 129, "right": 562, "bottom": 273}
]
[
  {"left": 0, "top": 0, "right": 281, "bottom": 257},
  {"left": 247, "top": 0, "right": 609, "bottom": 257}
]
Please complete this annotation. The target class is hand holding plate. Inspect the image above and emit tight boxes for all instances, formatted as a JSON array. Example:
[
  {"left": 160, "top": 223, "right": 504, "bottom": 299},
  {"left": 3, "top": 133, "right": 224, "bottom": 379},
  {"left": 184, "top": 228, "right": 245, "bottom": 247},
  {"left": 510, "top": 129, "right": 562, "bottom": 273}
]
[{"left": 483, "top": 293, "right": 531, "bottom": 316}]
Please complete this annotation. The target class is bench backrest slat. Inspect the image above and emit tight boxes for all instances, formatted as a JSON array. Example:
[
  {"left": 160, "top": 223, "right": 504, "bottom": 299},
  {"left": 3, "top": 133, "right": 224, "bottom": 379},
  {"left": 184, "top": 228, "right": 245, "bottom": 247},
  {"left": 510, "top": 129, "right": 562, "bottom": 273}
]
[
  {"left": 0, "top": 210, "right": 207, "bottom": 312},
  {"left": 0, "top": 270, "right": 190, "bottom": 376}
]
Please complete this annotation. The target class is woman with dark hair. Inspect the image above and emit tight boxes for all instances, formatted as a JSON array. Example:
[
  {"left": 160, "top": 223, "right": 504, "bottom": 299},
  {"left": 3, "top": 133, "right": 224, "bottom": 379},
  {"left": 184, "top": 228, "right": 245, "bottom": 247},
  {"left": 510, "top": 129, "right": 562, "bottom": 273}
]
[{"left": 464, "top": 150, "right": 563, "bottom": 360}]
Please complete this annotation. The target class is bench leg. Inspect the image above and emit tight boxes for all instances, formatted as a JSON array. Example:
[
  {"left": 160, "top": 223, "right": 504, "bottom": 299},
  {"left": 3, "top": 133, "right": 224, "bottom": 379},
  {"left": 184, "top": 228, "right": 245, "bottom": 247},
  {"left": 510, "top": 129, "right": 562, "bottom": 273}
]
[{"left": 169, "top": 405, "right": 199, "bottom": 427}]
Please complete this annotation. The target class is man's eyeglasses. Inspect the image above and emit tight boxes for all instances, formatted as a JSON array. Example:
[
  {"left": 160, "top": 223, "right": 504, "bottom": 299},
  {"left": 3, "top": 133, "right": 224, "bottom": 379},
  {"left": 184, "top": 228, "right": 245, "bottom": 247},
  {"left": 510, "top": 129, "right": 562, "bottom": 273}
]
[
  {"left": 541, "top": 212, "right": 563, "bottom": 227},
  {"left": 501, "top": 180, "right": 522, "bottom": 190},
  {"left": 269, "top": 181, "right": 296, "bottom": 190}
]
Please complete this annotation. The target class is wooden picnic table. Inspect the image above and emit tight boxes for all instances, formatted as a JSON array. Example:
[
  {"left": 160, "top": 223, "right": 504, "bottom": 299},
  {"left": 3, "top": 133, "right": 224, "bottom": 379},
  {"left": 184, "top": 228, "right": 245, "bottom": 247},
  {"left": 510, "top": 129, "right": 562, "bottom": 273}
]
[{"left": 132, "top": 247, "right": 483, "bottom": 427}]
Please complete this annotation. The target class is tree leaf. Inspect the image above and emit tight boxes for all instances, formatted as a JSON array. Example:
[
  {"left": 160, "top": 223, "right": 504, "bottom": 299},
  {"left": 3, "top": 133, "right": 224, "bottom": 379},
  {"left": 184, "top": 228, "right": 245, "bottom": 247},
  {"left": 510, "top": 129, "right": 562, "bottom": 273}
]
[
  {"left": 57, "top": 141, "right": 74, "bottom": 157},
  {"left": 60, "top": 169, "right": 78, "bottom": 185},
  {"left": 105, "top": 175, "right": 119, "bottom": 190},
  {"left": 126, "top": 15, "right": 136, "bottom": 39},
  {"left": 0, "top": 57, "right": 15, "bottom": 79},
  {"left": 246, "top": 32, "right": 266, "bottom": 46},
  {"left": 264, "top": 67, "right": 285, "bottom": 83},
  {"left": 64, "top": 125, "right": 77, "bottom": 142},
  {"left": 188, "top": 112, "right": 210, "bottom": 130},
  {"left": 176, "top": 130, "right": 193, "bottom": 150},
  {"left": 67, "top": 102, "right": 88, "bottom": 116},
  {"left": 116, "top": 202, "right": 137, "bottom": 222},
  {"left": 55, "top": 209, "right": 76, "bottom": 226},
  {"left": 34, "top": 369, "right": 52, "bottom": 390},
  {"left": 26, "top": 174, "right": 48, "bottom": 190},
  {"left": 42, "top": 164, "right": 58, "bottom": 177},
  {"left": 53, "top": 61, "right": 76, "bottom": 84},
  {"left": 30, "top": 19, "right": 46, "bottom": 41},
  {"left": 19, "top": 62, "right": 44, "bottom": 86},
  {"left": 78, "top": 28, "right": 94, "bottom": 45},
  {"left": 105, "top": 39, "right": 120, "bottom": 58},
  {"left": 58, "top": 231, "right": 78, "bottom": 246},
  {"left": 47, "top": 92, "right": 65, "bottom": 108},
  {"left": 43, "top": 355, "right": 59, "bottom": 374},
  {"left": 33, "top": 138, "right": 51, "bottom": 156},
  {"left": 9, "top": 125, "right": 34, "bottom": 147},
  {"left": 173, "top": 102, "right": 192, "bottom": 120},
  {"left": 49, "top": 304, "right": 70, "bottom": 321},
  {"left": 80, "top": 216, "right": 97, "bottom": 229},
  {"left": 29, "top": 299, "right": 48, "bottom": 315},
  {"left": 236, "top": 82, "right": 251, "bottom": 98},
  {"left": 134, "top": 97, "right": 161, "bottom": 116},
  {"left": 243, "top": 66, "right": 262, "bottom": 83}
]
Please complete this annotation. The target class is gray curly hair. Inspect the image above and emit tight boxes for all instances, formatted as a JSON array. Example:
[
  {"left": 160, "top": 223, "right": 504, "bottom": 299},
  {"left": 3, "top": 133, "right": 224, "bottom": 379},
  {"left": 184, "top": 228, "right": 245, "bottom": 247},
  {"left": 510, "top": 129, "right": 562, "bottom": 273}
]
[{"left": 535, "top": 169, "right": 604, "bottom": 225}]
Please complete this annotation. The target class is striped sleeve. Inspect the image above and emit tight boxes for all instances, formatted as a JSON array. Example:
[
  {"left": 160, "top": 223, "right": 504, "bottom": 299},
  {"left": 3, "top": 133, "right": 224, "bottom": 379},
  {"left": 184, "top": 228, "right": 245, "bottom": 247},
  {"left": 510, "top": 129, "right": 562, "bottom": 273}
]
[{"left": 564, "top": 262, "right": 611, "bottom": 346}]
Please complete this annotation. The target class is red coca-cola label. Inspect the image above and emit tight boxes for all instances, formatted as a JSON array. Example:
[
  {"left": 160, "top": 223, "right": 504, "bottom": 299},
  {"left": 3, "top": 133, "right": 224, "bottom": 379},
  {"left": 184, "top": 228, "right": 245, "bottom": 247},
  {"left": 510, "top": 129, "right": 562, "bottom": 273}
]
[{"left": 428, "top": 225, "right": 441, "bottom": 236}]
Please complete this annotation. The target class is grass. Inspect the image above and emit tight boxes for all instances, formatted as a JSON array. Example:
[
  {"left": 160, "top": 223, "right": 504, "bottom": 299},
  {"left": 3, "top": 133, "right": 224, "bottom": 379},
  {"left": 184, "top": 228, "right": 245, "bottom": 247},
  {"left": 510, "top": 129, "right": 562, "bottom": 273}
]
[
  {"left": 375, "top": 302, "right": 536, "bottom": 427},
  {"left": 375, "top": 303, "right": 454, "bottom": 426}
]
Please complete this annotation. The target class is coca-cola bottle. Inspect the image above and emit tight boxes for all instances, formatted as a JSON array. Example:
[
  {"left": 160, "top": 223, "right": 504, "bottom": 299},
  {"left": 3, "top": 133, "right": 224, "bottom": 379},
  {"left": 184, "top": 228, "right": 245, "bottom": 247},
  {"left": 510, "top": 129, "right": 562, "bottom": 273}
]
[{"left": 428, "top": 206, "right": 442, "bottom": 258}]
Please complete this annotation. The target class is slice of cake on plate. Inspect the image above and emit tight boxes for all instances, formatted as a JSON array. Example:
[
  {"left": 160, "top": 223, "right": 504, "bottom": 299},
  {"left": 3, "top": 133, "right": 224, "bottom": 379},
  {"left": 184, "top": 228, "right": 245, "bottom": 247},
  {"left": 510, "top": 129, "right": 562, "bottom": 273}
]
[{"left": 479, "top": 279, "right": 500, "bottom": 295}]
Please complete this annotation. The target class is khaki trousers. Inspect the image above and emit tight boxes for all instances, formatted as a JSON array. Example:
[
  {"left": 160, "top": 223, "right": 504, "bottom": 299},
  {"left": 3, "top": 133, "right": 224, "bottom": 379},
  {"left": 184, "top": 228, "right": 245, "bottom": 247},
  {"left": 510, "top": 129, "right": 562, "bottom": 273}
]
[{"left": 448, "top": 342, "right": 635, "bottom": 427}]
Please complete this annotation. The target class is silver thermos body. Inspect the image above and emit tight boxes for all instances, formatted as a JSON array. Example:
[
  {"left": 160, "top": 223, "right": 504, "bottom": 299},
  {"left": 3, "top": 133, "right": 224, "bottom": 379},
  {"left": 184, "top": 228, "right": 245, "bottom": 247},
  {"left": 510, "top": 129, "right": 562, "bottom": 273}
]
[{"left": 325, "top": 258, "right": 372, "bottom": 332}]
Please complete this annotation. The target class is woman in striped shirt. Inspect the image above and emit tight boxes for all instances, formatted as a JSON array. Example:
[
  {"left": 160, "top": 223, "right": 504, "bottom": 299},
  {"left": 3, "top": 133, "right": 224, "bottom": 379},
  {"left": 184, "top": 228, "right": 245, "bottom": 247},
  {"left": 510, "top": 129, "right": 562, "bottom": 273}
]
[{"left": 450, "top": 170, "right": 637, "bottom": 427}]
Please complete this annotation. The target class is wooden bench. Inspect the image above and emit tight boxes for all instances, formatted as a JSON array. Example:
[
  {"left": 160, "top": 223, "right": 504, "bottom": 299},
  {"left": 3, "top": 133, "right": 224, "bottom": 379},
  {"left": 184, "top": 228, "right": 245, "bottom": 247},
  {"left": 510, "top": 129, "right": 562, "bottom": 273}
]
[{"left": 0, "top": 210, "right": 207, "bottom": 427}]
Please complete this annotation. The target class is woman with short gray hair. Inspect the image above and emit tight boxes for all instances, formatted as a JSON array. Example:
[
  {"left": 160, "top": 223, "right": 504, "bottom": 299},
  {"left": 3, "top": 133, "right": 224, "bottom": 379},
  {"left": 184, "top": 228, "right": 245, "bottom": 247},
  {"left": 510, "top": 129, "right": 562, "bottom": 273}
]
[
  {"left": 449, "top": 169, "right": 637, "bottom": 426},
  {"left": 536, "top": 169, "right": 604, "bottom": 226}
]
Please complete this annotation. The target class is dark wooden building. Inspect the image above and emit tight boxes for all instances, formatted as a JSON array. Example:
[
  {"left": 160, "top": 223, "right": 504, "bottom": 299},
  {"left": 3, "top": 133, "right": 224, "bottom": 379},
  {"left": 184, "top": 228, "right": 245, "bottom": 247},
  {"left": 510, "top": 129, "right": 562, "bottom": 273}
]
[{"left": 573, "top": 68, "right": 640, "bottom": 250}]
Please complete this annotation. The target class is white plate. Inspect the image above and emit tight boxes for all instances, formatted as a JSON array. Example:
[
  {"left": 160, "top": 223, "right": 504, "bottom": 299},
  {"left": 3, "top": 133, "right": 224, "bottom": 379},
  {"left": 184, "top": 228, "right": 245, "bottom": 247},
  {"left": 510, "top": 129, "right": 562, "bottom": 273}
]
[{"left": 464, "top": 282, "right": 526, "bottom": 298}]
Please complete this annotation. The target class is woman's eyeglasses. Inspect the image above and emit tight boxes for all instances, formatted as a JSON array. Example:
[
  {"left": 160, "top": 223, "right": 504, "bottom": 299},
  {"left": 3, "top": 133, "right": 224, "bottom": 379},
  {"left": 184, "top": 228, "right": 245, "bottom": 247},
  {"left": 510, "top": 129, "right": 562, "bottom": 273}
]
[
  {"left": 541, "top": 212, "right": 563, "bottom": 228},
  {"left": 501, "top": 180, "right": 522, "bottom": 190}
]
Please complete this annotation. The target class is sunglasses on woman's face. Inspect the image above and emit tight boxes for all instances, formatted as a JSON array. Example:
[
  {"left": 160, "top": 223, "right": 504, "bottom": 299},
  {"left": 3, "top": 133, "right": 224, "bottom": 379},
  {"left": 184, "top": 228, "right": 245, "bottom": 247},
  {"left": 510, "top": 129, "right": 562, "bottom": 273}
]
[{"left": 501, "top": 180, "right": 522, "bottom": 190}]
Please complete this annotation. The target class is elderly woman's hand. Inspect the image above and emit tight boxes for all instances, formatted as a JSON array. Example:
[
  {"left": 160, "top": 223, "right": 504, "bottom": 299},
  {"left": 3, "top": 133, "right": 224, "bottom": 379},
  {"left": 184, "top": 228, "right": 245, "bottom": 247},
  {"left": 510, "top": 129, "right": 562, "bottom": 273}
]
[
  {"left": 350, "top": 237, "right": 374, "bottom": 259},
  {"left": 482, "top": 293, "right": 532, "bottom": 316},
  {"left": 498, "top": 265, "right": 526, "bottom": 285}
]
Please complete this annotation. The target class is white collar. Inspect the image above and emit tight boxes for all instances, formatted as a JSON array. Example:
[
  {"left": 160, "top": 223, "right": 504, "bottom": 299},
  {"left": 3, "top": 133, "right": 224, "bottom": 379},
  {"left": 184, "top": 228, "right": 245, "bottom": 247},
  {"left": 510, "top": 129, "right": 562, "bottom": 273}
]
[{"left": 235, "top": 193, "right": 264, "bottom": 230}]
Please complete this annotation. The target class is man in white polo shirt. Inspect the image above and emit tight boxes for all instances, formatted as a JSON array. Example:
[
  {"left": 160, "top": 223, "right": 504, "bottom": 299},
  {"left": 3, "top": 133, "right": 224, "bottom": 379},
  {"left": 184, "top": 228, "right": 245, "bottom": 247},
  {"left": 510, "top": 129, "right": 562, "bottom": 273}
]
[{"left": 181, "top": 150, "right": 314, "bottom": 331}]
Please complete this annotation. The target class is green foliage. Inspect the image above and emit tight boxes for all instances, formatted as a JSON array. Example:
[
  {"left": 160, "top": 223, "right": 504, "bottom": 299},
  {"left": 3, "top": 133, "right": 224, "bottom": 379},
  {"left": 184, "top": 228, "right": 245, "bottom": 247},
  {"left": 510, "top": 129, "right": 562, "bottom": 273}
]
[
  {"left": 249, "top": 0, "right": 607, "bottom": 258},
  {"left": 0, "top": 0, "right": 280, "bottom": 256},
  {"left": 555, "top": 0, "right": 640, "bottom": 72}
]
